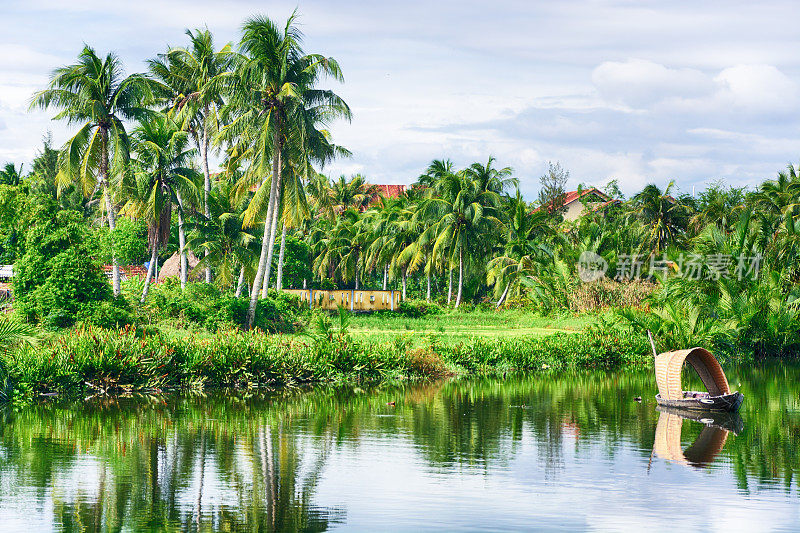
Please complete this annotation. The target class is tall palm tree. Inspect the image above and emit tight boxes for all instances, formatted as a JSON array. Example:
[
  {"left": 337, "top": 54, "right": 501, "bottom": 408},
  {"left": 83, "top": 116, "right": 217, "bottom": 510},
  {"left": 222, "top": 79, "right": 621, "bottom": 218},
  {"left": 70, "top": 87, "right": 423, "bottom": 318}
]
[
  {"left": 31, "top": 46, "right": 152, "bottom": 296},
  {"left": 463, "top": 156, "right": 517, "bottom": 196},
  {"left": 423, "top": 171, "right": 503, "bottom": 307},
  {"left": 148, "top": 28, "right": 235, "bottom": 283},
  {"left": 487, "top": 192, "right": 554, "bottom": 306},
  {"left": 123, "top": 114, "right": 201, "bottom": 301},
  {"left": 220, "top": 12, "right": 350, "bottom": 328}
]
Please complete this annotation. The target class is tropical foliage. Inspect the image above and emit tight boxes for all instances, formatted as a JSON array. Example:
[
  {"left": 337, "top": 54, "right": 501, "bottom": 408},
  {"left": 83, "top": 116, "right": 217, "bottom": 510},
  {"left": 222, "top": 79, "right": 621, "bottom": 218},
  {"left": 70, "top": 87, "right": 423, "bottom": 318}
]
[{"left": 0, "top": 10, "right": 792, "bottom": 364}]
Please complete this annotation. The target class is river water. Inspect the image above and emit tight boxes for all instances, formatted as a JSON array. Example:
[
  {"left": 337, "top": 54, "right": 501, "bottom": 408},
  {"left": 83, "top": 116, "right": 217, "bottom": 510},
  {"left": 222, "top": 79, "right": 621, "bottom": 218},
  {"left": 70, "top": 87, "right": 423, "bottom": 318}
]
[{"left": 1, "top": 364, "right": 798, "bottom": 532}]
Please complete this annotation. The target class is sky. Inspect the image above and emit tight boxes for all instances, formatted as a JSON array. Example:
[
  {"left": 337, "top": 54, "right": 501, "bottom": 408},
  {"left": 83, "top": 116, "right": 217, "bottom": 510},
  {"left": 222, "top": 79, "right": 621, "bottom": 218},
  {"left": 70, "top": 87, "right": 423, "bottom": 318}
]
[{"left": 2, "top": 0, "right": 800, "bottom": 198}]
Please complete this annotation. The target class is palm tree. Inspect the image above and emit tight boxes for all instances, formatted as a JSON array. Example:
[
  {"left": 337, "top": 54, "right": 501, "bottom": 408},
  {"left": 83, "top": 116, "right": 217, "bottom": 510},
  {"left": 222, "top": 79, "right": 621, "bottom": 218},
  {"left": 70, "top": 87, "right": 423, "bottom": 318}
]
[
  {"left": 328, "top": 174, "right": 380, "bottom": 215},
  {"left": 189, "top": 181, "right": 257, "bottom": 293},
  {"left": 148, "top": 28, "right": 235, "bottom": 283},
  {"left": 313, "top": 208, "right": 372, "bottom": 289},
  {"left": 0, "top": 163, "right": 23, "bottom": 186},
  {"left": 31, "top": 45, "right": 152, "bottom": 296},
  {"left": 463, "top": 156, "right": 517, "bottom": 196},
  {"left": 423, "top": 171, "right": 503, "bottom": 307},
  {"left": 220, "top": 12, "right": 350, "bottom": 328},
  {"left": 631, "top": 181, "right": 690, "bottom": 254},
  {"left": 123, "top": 114, "right": 201, "bottom": 301},
  {"left": 690, "top": 181, "right": 745, "bottom": 233},
  {"left": 487, "top": 192, "right": 554, "bottom": 306}
]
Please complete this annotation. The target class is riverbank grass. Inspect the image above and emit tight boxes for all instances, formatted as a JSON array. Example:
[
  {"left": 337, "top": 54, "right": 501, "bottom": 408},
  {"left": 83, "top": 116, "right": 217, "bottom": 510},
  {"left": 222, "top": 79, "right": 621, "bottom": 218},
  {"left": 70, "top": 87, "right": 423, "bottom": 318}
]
[{"left": 346, "top": 308, "right": 596, "bottom": 345}]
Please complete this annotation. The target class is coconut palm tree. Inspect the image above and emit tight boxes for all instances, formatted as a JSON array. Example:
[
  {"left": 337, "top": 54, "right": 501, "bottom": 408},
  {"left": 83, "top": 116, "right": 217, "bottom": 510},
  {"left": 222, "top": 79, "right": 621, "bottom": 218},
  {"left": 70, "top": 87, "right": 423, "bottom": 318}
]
[
  {"left": 0, "top": 163, "right": 23, "bottom": 186},
  {"left": 487, "top": 192, "right": 554, "bottom": 306},
  {"left": 423, "top": 171, "right": 503, "bottom": 307},
  {"left": 463, "top": 156, "right": 517, "bottom": 196},
  {"left": 328, "top": 174, "right": 380, "bottom": 215},
  {"left": 631, "top": 181, "right": 691, "bottom": 254},
  {"left": 31, "top": 46, "right": 152, "bottom": 296},
  {"left": 123, "top": 114, "right": 201, "bottom": 301},
  {"left": 148, "top": 28, "right": 235, "bottom": 283},
  {"left": 219, "top": 12, "right": 350, "bottom": 328},
  {"left": 189, "top": 181, "right": 257, "bottom": 292}
]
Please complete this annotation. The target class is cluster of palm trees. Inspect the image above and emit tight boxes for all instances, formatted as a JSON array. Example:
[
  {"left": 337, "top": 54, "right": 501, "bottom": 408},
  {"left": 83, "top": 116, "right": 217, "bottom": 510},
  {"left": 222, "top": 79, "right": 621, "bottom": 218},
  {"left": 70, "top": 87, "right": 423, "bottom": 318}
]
[
  {"left": 308, "top": 158, "right": 516, "bottom": 308},
  {"left": 24, "top": 10, "right": 800, "bottom": 347},
  {"left": 32, "top": 12, "right": 349, "bottom": 328}
]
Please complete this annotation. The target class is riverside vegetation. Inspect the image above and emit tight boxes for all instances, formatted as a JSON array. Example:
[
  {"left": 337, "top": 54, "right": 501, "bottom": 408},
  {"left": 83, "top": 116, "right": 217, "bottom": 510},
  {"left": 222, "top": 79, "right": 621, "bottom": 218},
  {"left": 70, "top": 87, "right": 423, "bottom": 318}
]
[{"left": 0, "top": 11, "right": 799, "bottom": 404}]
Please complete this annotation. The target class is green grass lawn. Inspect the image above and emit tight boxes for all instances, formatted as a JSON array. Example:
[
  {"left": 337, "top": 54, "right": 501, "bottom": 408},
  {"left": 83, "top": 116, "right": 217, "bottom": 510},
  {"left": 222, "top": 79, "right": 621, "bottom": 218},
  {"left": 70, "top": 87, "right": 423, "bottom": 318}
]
[{"left": 347, "top": 308, "right": 598, "bottom": 345}]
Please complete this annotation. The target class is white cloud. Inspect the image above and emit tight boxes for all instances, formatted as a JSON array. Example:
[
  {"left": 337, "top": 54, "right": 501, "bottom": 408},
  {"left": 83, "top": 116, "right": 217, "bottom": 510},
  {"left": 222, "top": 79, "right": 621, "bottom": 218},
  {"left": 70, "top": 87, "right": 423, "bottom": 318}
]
[
  {"left": 714, "top": 64, "right": 800, "bottom": 112},
  {"left": 2, "top": 0, "right": 800, "bottom": 197},
  {"left": 592, "top": 59, "right": 714, "bottom": 108}
]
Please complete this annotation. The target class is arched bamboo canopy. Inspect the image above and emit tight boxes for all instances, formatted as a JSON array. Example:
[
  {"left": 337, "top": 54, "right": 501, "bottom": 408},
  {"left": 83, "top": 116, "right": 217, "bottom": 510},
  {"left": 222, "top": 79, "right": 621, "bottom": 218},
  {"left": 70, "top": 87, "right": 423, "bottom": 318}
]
[
  {"left": 653, "top": 412, "right": 729, "bottom": 467},
  {"left": 654, "top": 347, "right": 730, "bottom": 400}
]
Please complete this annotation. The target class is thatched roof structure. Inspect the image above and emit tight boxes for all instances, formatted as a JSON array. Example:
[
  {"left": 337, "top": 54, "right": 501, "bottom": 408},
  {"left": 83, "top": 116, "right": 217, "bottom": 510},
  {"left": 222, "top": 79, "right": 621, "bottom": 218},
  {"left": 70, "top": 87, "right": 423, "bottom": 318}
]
[
  {"left": 157, "top": 251, "right": 203, "bottom": 282},
  {"left": 654, "top": 347, "right": 730, "bottom": 401}
]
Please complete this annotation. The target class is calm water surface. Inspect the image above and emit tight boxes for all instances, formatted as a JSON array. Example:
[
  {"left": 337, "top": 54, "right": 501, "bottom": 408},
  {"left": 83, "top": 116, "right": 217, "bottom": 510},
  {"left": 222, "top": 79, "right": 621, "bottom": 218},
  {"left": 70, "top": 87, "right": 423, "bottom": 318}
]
[{"left": 1, "top": 365, "right": 799, "bottom": 532}]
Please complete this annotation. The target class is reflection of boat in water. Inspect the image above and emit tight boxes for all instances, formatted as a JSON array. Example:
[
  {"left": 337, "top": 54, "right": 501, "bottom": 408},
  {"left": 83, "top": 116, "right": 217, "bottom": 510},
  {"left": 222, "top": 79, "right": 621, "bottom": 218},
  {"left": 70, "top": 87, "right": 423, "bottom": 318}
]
[
  {"left": 653, "top": 408, "right": 743, "bottom": 468},
  {"left": 653, "top": 346, "right": 744, "bottom": 413}
]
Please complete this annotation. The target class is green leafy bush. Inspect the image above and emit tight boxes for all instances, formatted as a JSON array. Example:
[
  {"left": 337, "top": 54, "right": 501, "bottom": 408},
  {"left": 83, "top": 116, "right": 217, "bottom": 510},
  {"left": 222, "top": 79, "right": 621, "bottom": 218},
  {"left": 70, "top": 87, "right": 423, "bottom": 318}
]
[
  {"left": 143, "top": 281, "right": 306, "bottom": 332},
  {"left": 396, "top": 299, "right": 443, "bottom": 318},
  {"left": 13, "top": 201, "right": 118, "bottom": 328},
  {"left": 96, "top": 216, "right": 149, "bottom": 266}
]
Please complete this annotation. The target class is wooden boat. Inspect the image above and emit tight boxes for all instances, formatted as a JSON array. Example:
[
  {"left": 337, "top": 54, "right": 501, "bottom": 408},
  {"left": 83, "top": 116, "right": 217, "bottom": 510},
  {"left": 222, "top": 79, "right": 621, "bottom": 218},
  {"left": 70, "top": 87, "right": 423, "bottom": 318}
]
[{"left": 652, "top": 344, "right": 744, "bottom": 413}]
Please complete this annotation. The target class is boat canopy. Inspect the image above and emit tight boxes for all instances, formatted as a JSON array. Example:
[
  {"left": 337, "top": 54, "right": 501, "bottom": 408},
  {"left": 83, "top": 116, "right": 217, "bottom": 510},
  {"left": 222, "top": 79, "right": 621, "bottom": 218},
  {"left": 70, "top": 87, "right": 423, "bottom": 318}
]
[{"left": 654, "top": 347, "right": 730, "bottom": 401}]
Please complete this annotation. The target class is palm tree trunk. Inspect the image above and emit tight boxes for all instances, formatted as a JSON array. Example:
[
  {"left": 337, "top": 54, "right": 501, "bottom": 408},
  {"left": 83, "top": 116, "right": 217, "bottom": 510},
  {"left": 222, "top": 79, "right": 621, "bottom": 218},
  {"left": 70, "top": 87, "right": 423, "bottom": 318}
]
[
  {"left": 176, "top": 191, "right": 187, "bottom": 290},
  {"left": 496, "top": 282, "right": 510, "bottom": 309},
  {"left": 99, "top": 129, "right": 121, "bottom": 297},
  {"left": 276, "top": 225, "right": 287, "bottom": 291},
  {"left": 455, "top": 248, "right": 463, "bottom": 308},
  {"left": 261, "top": 181, "right": 283, "bottom": 297},
  {"left": 247, "top": 185, "right": 276, "bottom": 328},
  {"left": 447, "top": 267, "right": 453, "bottom": 305},
  {"left": 382, "top": 265, "right": 387, "bottom": 290},
  {"left": 141, "top": 246, "right": 158, "bottom": 303},
  {"left": 402, "top": 268, "right": 407, "bottom": 300},
  {"left": 354, "top": 254, "right": 360, "bottom": 290},
  {"left": 426, "top": 272, "right": 431, "bottom": 301},
  {"left": 104, "top": 184, "right": 121, "bottom": 296},
  {"left": 247, "top": 129, "right": 281, "bottom": 329},
  {"left": 235, "top": 265, "right": 246, "bottom": 298},
  {"left": 200, "top": 116, "right": 212, "bottom": 284}
]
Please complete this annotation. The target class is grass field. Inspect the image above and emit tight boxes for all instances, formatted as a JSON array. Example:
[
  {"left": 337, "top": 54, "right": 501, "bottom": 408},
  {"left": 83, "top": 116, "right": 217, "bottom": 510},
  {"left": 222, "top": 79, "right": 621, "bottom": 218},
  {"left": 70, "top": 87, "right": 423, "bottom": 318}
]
[{"left": 347, "top": 309, "right": 598, "bottom": 345}]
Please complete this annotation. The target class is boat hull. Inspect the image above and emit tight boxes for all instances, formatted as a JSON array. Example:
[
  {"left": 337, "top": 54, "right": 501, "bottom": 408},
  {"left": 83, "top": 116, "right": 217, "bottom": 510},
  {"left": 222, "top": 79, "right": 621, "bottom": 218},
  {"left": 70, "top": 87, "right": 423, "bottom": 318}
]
[{"left": 655, "top": 391, "right": 744, "bottom": 413}]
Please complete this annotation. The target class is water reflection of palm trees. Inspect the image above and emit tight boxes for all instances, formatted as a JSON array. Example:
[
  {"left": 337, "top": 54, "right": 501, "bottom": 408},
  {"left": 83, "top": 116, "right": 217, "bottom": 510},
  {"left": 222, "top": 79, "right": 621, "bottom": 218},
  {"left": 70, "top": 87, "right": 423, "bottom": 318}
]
[
  {"left": 2, "top": 366, "right": 799, "bottom": 530},
  {"left": 1, "top": 395, "right": 344, "bottom": 532},
  {"left": 652, "top": 407, "right": 743, "bottom": 468}
]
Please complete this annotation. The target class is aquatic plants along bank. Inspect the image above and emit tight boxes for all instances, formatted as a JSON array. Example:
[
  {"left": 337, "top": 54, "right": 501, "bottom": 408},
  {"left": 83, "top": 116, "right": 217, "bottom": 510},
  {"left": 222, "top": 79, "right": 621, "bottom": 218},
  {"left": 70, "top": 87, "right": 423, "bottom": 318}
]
[{"left": 0, "top": 324, "right": 650, "bottom": 404}]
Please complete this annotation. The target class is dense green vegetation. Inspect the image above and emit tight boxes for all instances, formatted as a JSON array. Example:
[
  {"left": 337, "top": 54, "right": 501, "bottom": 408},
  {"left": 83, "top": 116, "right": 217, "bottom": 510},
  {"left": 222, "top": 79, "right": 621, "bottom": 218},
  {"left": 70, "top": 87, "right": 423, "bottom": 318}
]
[
  {"left": 1, "top": 318, "right": 647, "bottom": 403},
  {"left": 0, "top": 10, "right": 797, "bottom": 405}
]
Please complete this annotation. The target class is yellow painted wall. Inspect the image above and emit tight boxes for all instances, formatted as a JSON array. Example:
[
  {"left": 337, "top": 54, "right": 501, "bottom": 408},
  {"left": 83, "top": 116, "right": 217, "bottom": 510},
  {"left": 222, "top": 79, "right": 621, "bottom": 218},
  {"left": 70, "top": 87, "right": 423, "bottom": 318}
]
[{"left": 283, "top": 289, "right": 402, "bottom": 311}]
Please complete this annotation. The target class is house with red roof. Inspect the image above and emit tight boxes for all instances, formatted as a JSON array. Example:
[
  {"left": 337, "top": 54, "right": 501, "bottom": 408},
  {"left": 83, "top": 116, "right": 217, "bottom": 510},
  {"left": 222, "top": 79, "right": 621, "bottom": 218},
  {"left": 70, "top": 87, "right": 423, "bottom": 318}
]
[
  {"left": 374, "top": 184, "right": 407, "bottom": 199},
  {"left": 537, "top": 187, "right": 620, "bottom": 221}
]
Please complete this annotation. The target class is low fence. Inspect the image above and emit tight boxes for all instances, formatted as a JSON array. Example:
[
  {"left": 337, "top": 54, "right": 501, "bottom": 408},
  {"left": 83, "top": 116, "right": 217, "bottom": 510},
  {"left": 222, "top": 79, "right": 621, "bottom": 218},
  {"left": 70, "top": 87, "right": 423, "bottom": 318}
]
[{"left": 283, "top": 289, "right": 402, "bottom": 311}]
